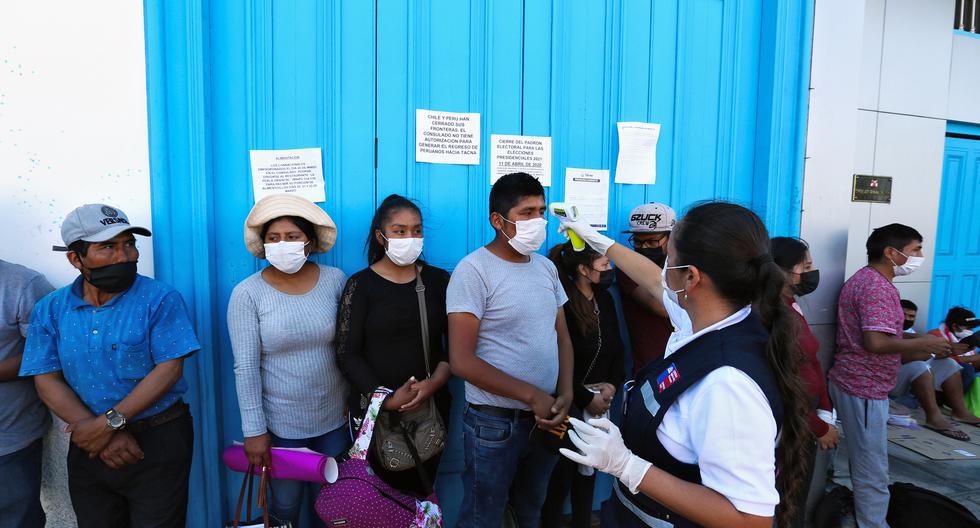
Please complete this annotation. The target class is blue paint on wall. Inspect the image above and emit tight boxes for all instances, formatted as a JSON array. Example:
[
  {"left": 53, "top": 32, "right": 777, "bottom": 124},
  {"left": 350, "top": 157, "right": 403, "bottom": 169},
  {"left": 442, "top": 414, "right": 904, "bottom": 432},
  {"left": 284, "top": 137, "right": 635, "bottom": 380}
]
[{"left": 143, "top": 1, "right": 814, "bottom": 526}]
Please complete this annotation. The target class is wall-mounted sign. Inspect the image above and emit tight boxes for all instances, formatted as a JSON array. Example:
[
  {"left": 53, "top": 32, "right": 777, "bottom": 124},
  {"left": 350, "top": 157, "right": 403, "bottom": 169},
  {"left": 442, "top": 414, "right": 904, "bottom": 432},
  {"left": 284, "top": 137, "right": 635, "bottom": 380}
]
[
  {"left": 249, "top": 148, "right": 326, "bottom": 203},
  {"left": 851, "top": 174, "right": 892, "bottom": 203}
]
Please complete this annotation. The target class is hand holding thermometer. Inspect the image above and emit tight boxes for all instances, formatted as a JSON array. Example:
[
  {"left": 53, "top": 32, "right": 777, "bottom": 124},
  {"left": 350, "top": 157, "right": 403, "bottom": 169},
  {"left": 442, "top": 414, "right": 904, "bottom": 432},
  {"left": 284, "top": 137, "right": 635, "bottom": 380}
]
[{"left": 549, "top": 202, "right": 586, "bottom": 251}]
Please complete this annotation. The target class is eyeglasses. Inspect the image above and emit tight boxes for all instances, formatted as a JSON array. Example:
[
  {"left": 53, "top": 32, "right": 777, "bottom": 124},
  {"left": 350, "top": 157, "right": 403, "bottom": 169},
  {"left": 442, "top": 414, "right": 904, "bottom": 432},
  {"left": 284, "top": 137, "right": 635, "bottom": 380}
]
[{"left": 628, "top": 235, "right": 666, "bottom": 249}]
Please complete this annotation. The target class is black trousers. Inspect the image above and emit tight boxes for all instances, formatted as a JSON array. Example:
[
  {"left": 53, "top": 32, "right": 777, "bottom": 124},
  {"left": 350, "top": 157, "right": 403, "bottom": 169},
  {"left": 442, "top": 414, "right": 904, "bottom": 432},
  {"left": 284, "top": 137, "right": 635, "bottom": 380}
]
[
  {"left": 541, "top": 454, "right": 597, "bottom": 528},
  {"left": 67, "top": 412, "right": 193, "bottom": 528}
]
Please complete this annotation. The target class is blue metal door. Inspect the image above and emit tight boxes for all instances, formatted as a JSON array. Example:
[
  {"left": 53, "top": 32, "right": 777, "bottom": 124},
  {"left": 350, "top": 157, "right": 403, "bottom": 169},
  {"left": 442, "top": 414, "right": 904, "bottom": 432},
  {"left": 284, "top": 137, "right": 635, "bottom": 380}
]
[
  {"left": 929, "top": 133, "right": 980, "bottom": 327},
  {"left": 143, "top": 1, "right": 812, "bottom": 525}
]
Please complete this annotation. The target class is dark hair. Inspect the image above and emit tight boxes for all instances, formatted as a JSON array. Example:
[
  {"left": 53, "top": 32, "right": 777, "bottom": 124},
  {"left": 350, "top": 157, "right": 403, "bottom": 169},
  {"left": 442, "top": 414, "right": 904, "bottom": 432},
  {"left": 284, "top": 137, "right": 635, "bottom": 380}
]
[
  {"left": 67, "top": 240, "right": 91, "bottom": 257},
  {"left": 900, "top": 299, "right": 919, "bottom": 312},
  {"left": 365, "top": 194, "right": 423, "bottom": 264},
  {"left": 261, "top": 216, "right": 318, "bottom": 247},
  {"left": 548, "top": 242, "right": 603, "bottom": 336},
  {"left": 489, "top": 172, "right": 545, "bottom": 217},
  {"left": 866, "top": 223, "right": 922, "bottom": 261},
  {"left": 945, "top": 306, "right": 976, "bottom": 327},
  {"left": 771, "top": 237, "right": 809, "bottom": 272},
  {"left": 672, "top": 202, "right": 809, "bottom": 525}
]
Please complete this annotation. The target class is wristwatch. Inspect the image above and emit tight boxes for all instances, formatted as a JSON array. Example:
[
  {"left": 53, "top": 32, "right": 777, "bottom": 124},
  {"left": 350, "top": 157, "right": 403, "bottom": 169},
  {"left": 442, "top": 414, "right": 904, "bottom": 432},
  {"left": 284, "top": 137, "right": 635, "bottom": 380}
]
[{"left": 105, "top": 408, "right": 127, "bottom": 431}]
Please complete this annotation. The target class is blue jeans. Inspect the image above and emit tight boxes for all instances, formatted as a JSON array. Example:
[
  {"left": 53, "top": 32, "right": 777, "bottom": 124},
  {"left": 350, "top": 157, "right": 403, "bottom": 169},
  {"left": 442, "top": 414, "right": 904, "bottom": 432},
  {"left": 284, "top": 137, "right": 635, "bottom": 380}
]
[
  {"left": 0, "top": 438, "right": 45, "bottom": 528},
  {"left": 458, "top": 404, "right": 558, "bottom": 528},
  {"left": 269, "top": 425, "right": 351, "bottom": 524}
]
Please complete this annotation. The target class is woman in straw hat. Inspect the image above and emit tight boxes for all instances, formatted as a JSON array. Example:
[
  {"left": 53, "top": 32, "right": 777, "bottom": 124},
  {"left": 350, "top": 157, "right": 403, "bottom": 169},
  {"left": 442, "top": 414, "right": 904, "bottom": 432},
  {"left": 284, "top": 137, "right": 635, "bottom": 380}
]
[{"left": 227, "top": 194, "right": 350, "bottom": 524}]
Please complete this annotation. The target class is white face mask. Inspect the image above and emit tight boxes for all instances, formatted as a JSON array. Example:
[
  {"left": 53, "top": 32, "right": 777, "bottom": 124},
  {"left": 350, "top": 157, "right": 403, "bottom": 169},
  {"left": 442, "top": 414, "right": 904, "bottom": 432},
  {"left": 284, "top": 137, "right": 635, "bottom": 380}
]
[
  {"left": 889, "top": 248, "right": 925, "bottom": 277},
  {"left": 264, "top": 241, "right": 308, "bottom": 274},
  {"left": 660, "top": 254, "right": 690, "bottom": 308},
  {"left": 383, "top": 235, "right": 424, "bottom": 267},
  {"left": 501, "top": 217, "right": 548, "bottom": 256},
  {"left": 954, "top": 328, "right": 974, "bottom": 342}
]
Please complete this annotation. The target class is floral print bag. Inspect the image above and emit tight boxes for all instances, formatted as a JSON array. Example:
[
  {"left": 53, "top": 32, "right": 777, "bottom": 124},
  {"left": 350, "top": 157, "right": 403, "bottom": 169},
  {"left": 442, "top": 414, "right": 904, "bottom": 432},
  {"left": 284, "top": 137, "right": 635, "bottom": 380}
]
[{"left": 315, "top": 389, "right": 442, "bottom": 528}]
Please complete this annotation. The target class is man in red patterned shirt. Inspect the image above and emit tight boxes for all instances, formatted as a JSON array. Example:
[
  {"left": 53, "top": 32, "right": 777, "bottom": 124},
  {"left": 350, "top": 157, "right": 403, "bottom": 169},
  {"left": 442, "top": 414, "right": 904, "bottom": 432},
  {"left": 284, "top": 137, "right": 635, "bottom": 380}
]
[{"left": 828, "top": 224, "right": 951, "bottom": 528}]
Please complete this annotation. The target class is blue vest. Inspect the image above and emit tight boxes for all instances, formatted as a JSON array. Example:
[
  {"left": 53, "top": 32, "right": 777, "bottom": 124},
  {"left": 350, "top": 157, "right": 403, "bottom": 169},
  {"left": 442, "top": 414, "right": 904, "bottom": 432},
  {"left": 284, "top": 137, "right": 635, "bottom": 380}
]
[{"left": 615, "top": 313, "right": 784, "bottom": 527}]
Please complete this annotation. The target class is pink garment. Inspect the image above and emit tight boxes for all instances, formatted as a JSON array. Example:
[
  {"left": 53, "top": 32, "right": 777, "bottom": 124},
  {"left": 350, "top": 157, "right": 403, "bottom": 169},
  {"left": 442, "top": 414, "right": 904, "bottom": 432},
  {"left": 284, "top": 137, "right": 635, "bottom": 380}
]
[{"left": 829, "top": 266, "right": 903, "bottom": 400}]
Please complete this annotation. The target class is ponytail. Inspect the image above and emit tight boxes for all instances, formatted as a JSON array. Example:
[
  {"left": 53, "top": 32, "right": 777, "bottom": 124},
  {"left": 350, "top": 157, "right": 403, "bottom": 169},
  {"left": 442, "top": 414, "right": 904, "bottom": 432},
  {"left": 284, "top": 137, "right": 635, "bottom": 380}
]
[
  {"left": 673, "top": 202, "right": 811, "bottom": 526},
  {"left": 755, "top": 260, "right": 811, "bottom": 526}
]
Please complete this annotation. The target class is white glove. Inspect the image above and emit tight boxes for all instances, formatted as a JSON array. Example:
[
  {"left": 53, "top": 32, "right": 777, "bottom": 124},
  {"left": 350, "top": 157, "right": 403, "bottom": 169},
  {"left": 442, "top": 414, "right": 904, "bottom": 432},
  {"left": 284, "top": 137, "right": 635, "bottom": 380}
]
[
  {"left": 559, "top": 417, "right": 652, "bottom": 494},
  {"left": 557, "top": 217, "right": 615, "bottom": 255}
]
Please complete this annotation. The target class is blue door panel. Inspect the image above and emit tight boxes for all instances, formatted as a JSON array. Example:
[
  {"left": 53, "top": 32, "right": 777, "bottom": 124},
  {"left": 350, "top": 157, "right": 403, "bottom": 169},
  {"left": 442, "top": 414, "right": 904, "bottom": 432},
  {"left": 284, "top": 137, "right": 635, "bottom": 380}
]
[
  {"left": 205, "top": 0, "right": 377, "bottom": 516},
  {"left": 143, "top": 1, "right": 812, "bottom": 525},
  {"left": 929, "top": 135, "right": 980, "bottom": 327}
]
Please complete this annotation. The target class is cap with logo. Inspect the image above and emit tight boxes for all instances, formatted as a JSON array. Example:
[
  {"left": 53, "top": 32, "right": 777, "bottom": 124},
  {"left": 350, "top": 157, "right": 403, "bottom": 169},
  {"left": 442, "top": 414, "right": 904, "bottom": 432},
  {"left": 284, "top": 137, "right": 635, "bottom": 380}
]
[
  {"left": 58, "top": 204, "right": 151, "bottom": 249},
  {"left": 623, "top": 202, "right": 676, "bottom": 233}
]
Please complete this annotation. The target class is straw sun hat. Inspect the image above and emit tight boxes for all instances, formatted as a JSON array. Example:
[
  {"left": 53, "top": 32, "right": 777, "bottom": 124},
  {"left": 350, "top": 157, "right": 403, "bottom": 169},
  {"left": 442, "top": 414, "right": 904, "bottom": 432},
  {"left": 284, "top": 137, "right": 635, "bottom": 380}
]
[{"left": 244, "top": 194, "right": 337, "bottom": 259}]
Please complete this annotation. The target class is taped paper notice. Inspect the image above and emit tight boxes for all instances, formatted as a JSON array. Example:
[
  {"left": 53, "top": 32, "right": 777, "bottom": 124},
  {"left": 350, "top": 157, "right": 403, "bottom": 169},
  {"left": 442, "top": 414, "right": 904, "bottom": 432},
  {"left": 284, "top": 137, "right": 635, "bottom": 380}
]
[
  {"left": 490, "top": 134, "right": 552, "bottom": 186},
  {"left": 249, "top": 148, "right": 326, "bottom": 203},
  {"left": 614, "top": 122, "right": 661, "bottom": 184},
  {"left": 416, "top": 109, "right": 481, "bottom": 165},
  {"left": 564, "top": 168, "right": 610, "bottom": 231}
]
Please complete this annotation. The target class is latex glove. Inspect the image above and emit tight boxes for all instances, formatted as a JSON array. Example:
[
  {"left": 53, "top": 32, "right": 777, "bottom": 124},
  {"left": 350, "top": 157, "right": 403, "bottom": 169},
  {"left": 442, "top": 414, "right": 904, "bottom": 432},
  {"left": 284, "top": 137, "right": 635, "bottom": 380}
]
[
  {"left": 556, "top": 217, "right": 614, "bottom": 255},
  {"left": 559, "top": 417, "right": 652, "bottom": 494}
]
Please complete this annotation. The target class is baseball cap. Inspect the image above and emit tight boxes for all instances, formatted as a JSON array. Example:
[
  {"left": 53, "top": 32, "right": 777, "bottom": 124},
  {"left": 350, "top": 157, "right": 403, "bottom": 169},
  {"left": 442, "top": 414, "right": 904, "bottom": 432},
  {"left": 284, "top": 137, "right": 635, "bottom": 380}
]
[
  {"left": 623, "top": 203, "right": 676, "bottom": 233},
  {"left": 57, "top": 204, "right": 151, "bottom": 250}
]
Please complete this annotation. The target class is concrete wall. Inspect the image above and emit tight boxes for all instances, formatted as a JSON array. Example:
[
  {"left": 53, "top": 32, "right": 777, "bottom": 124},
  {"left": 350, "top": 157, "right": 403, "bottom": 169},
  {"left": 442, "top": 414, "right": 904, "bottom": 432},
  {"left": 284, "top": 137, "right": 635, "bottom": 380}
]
[
  {"left": 803, "top": 0, "right": 975, "bottom": 342},
  {"left": 0, "top": 2, "right": 153, "bottom": 526}
]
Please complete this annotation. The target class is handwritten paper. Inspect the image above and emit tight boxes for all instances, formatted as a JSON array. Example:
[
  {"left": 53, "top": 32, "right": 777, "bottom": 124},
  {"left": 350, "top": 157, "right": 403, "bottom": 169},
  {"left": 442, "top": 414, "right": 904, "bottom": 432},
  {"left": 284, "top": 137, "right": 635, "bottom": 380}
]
[
  {"left": 249, "top": 148, "right": 326, "bottom": 203},
  {"left": 415, "top": 109, "right": 481, "bottom": 165},
  {"left": 564, "top": 168, "right": 610, "bottom": 231},
  {"left": 489, "top": 134, "right": 552, "bottom": 186},
  {"left": 614, "top": 122, "right": 661, "bottom": 184}
]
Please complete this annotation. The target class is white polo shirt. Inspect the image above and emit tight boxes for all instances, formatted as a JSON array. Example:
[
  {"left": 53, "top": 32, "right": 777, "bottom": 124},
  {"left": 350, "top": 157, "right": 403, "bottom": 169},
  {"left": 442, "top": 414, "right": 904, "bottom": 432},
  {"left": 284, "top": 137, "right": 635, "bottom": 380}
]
[{"left": 644, "top": 294, "right": 779, "bottom": 519}]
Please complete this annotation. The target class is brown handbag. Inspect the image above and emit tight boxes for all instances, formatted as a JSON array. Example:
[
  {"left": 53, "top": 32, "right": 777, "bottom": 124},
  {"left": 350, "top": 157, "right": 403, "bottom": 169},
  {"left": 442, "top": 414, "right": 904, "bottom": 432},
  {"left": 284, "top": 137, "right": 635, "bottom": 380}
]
[{"left": 371, "top": 267, "right": 448, "bottom": 477}]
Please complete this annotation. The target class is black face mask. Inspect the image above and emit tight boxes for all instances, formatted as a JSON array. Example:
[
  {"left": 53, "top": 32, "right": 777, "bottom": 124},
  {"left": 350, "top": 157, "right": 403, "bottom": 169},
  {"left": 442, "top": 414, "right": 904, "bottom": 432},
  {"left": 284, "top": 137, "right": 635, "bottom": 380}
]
[
  {"left": 903, "top": 319, "right": 915, "bottom": 331},
  {"left": 637, "top": 247, "right": 666, "bottom": 268},
  {"left": 592, "top": 270, "right": 615, "bottom": 291},
  {"left": 794, "top": 269, "right": 820, "bottom": 296},
  {"left": 84, "top": 261, "right": 138, "bottom": 293}
]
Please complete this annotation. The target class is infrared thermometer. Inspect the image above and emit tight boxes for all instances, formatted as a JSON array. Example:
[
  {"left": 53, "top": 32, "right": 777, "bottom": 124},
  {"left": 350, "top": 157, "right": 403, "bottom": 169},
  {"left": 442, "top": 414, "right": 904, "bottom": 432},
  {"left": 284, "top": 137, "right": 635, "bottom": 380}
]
[{"left": 549, "top": 202, "right": 586, "bottom": 251}]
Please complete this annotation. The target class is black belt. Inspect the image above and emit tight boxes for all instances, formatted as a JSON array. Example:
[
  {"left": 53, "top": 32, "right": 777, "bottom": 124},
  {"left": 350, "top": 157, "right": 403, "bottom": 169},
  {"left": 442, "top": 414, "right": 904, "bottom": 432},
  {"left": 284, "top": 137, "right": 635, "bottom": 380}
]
[
  {"left": 468, "top": 403, "right": 534, "bottom": 420},
  {"left": 127, "top": 401, "right": 189, "bottom": 434}
]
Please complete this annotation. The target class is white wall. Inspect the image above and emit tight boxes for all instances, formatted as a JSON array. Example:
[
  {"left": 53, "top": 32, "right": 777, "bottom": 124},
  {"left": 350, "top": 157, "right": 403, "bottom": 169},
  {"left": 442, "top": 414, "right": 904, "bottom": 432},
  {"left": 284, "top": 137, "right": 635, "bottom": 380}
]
[
  {"left": 0, "top": 3, "right": 152, "bottom": 526},
  {"left": 948, "top": 34, "right": 980, "bottom": 124},
  {"left": 842, "top": 0, "right": 956, "bottom": 332},
  {"left": 799, "top": 0, "right": 868, "bottom": 356},
  {"left": 0, "top": 1, "right": 154, "bottom": 286}
]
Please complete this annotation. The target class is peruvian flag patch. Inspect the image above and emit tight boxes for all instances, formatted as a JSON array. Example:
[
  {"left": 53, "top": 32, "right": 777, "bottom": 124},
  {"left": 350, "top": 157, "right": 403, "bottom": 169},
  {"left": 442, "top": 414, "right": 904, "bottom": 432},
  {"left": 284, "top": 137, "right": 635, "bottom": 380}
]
[{"left": 656, "top": 364, "right": 680, "bottom": 393}]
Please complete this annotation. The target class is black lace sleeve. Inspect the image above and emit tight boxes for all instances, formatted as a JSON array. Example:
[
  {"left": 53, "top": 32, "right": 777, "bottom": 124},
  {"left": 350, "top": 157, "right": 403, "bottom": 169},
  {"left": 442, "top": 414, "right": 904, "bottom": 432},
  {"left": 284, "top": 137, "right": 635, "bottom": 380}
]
[{"left": 334, "top": 275, "right": 382, "bottom": 411}]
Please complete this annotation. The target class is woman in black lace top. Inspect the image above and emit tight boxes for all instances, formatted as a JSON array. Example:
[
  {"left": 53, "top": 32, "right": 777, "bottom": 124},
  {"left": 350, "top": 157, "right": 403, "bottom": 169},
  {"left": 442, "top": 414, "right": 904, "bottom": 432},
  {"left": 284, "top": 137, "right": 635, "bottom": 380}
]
[{"left": 335, "top": 195, "right": 452, "bottom": 497}]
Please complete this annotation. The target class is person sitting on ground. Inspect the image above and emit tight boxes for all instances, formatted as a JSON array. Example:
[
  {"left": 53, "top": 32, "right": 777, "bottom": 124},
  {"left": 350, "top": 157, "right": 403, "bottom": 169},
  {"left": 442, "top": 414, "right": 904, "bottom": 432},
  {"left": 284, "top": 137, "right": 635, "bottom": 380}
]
[
  {"left": 888, "top": 331, "right": 980, "bottom": 440},
  {"left": 901, "top": 299, "right": 918, "bottom": 334},
  {"left": 927, "top": 306, "right": 980, "bottom": 393}
]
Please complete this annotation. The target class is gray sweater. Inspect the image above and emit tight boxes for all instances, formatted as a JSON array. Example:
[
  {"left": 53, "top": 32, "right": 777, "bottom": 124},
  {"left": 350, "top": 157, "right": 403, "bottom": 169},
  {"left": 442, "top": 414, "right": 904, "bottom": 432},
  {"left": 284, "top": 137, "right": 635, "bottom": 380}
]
[{"left": 228, "top": 265, "right": 348, "bottom": 439}]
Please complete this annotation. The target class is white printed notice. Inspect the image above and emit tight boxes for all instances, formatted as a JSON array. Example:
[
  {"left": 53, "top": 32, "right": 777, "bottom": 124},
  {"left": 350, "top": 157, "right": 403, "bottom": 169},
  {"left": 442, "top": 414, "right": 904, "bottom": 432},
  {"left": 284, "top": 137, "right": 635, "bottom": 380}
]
[
  {"left": 614, "top": 122, "right": 661, "bottom": 184},
  {"left": 489, "top": 134, "right": 552, "bottom": 186},
  {"left": 564, "top": 168, "right": 610, "bottom": 231},
  {"left": 249, "top": 148, "right": 326, "bottom": 203},
  {"left": 415, "top": 109, "right": 481, "bottom": 165}
]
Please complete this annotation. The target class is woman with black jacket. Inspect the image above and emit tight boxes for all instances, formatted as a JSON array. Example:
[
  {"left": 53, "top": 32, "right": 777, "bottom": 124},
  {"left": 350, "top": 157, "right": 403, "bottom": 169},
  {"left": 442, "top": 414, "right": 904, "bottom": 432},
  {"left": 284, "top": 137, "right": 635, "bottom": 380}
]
[{"left": 541, "top": 241, "right": 625, "bottom": 528}]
